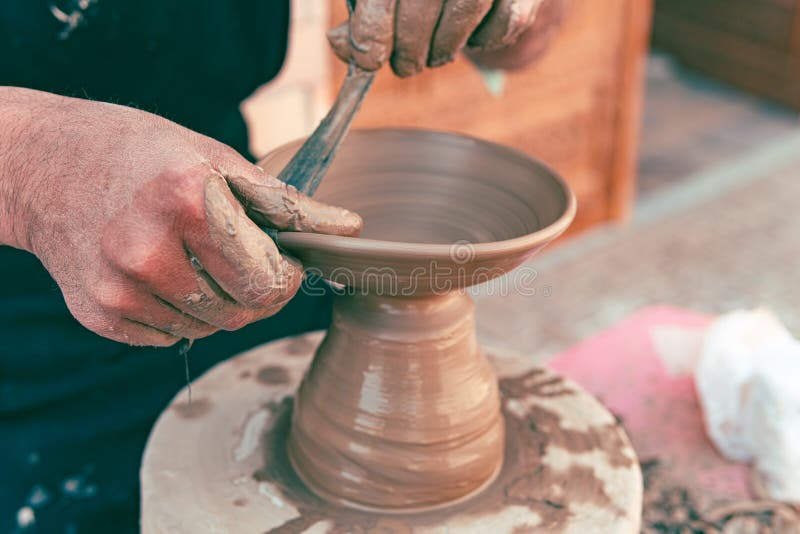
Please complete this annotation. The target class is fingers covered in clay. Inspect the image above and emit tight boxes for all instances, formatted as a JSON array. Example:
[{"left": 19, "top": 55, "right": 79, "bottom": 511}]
[
  {"left": 428, "top": 0, "right": 493, "bottom": 67},
  {"left": 328, "top": 0, "right": 550, "bottom": 77},
  {"left": 118, "top": 240, "right": 289, "bottom": 333},
  {"left": 330, "top": 0, "right": 397, "bottom": 71},
  {"left": 227, "top": 170, "right": 362, "bottom": 237},
  {"left": 123, "top": 295, "right": 219, "bottom": 339},
  {"left": 98, "top": 166, "right": 306, "bottom": 340},
  {"left": 70, "top": 277, "right": 186, "bottom": 347},
  {"left": 25, "top": 92, "right": 343, "bottom": 347},
  {"left": 391, "top": 0, "right": 445, "bottom": 76},
  {"left": 327, "top": 22, "right": 354, "bottom": 64},
  {"left": 68, "top": 265, "right": 213, "bottom": 346},
  {"left": 468, "top": 0, "right": 545, "bottom": 51},
  {"left": 185, "top": 175, "right": 304, "bottom": 313}
]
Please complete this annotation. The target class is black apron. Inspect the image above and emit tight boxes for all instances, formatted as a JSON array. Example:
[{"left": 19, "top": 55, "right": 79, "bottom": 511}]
[{"left": 0, "top": 2, "right": 331, "bottom": 532}]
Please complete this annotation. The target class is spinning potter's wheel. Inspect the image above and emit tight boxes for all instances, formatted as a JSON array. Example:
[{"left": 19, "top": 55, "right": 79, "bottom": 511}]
[
  {"left": 141, "top": 130, "right": 642, "bottom": 532},
  {"left": 142, "top": 334, "right": 642, "bottom": 533}
]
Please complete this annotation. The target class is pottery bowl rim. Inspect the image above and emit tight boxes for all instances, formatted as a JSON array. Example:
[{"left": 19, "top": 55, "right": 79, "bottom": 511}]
[{"left": 273, "top": 128, "right": 577, "bottom": 262}]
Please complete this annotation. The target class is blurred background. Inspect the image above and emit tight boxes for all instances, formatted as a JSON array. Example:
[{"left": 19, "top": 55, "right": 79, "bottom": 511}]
[{"left": 241, "top": 0, "right": 800, "bottom": 359}]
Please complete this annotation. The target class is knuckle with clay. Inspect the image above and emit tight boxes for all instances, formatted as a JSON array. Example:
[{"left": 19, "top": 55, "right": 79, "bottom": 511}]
[
  {"left": 244, "top": 256, "right": 303, "bottom": 308},
  {"left": 227, "top": 174, "right": 288, "bottom": 224},
  {"left": 180, "top": 285, "right": 222, "bottom": 315},
  {"left": 227, "top": 165, "right": 362, "bottom": 236},
  {"left": 326, "top": 22, "right": 352, "bottom": 63},
  {"left": 272, "top": 183, "right": 305, "bottom": 230},
  {"left": 349, "top": 0, "right": 396, "bottom": 71},
  {"left": 427, "top": 0, "right": 494, "bottom": 68}
]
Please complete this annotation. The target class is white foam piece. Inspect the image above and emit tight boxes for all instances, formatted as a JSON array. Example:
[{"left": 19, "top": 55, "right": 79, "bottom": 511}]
[{"left": 695, "top": 309, "right": 800, "bottom": 502}]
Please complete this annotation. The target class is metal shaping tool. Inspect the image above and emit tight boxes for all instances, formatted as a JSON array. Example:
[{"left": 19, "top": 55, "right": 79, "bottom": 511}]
[
  {"left": 262, "top": 64, "right": 374, "bottom": 244},
  {"left": 277, "top": 0, "right": 375, "bottom": 197},
  {"left": 277, "top": 64, "right": 375, "bottom": 197}
]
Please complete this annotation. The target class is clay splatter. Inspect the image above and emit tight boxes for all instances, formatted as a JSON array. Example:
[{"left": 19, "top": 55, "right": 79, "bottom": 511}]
[
  {"left": 232, "top": 498, "right": 247, "bottom": 507},
  {"left": 172, "top": 397, "right": 212, "bottom": 419},
  {"left": 501, "top": 368, "right": 574, "bottom": 398},
  {"left": 256, "top": 366, "right": 290, "bottom": 385},
  {"left": 252, "top": 366, "right": 637, "bottom": 532},
  {"left": 285, "top": 336, "right": 316, "bottom": 356},
  {"left": 640, "top": 459, "right": 800, "bottom": 533}
]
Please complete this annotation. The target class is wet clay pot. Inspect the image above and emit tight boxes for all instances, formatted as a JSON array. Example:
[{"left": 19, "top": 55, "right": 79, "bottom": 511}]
[{"left": 259, "top": 129, "right": 576, "bottom": 513}]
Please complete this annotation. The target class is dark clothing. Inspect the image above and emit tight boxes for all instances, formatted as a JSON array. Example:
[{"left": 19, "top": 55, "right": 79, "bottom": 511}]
[
  {"left": 0, "top": 2, "right": 327, "bottom": 532},
  {"left": 0, "top": 0, "right": 289, "bottom": 155}
]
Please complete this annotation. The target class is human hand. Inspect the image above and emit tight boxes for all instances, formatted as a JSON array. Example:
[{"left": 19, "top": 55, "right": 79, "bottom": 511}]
[
  {"left": 0, "top": 88, "right": 362, "bottom": 346},
  {"left": 326, "top": 0, "right": 562, "bottom": 77}
]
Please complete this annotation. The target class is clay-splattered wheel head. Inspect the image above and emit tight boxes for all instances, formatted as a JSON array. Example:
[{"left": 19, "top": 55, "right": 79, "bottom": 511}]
[{"left": 260, "top": 129, "right": 576, "bottom": 295}]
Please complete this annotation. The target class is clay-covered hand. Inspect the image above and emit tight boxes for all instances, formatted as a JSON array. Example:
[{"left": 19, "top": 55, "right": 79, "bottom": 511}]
[
  {"left": 0, "top": 88, "right": 362, "bottom": 346},
  {"left": 327, "top": 0, "right": 562, "bottom": 77}
]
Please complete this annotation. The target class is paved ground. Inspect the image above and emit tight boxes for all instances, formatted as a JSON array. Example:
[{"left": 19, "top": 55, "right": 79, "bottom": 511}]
[
  {"left": 637, "top": 53, "right": 798, "bottom": 200},
  {"left": 474, "top": 125, "right": 800, "bottom": 363},
  {"left": 473, "top": 55, "right": 800, "bottom": 361}
]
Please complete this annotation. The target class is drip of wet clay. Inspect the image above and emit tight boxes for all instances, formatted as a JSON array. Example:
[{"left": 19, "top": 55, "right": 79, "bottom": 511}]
[
  {"left": 257, "top": 366, "right": 291, "bottom": 385},
  {"left": 172, "top": 397, "right": 211, "bottom": 419},
  {"left": 253, "top": 367, "right": 636, "bottom": 533},
  {"left": 179, "top": 339, "right": 193, "bottom": 405}
]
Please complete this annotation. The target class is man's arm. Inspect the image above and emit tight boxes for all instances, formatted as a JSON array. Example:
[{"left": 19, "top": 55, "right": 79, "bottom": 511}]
[
  {"left": 0, "top": 87, "right": 51, "bottom": 251},
  {"left": 0, "top": 86, "right": 362, "bottom": 346}
]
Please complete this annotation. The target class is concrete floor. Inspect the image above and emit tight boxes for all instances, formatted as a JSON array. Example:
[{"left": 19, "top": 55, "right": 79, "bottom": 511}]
[
  {"left": 473, "top": 54, "right": 800, "bottom": 361},
  {"left": 637, "top": 53, "right": 799, "bottom": 199}
]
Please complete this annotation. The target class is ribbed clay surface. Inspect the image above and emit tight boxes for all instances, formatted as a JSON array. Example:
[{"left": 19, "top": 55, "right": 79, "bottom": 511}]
[
  {"left": 288, "top": 293, "right": 504, "bottom": 512},
  {"left": 259, "top": 129, "right": 576, "bottom": 512},
  {"left": 261, "top": 129, "right": 575, "bottom": 294}
]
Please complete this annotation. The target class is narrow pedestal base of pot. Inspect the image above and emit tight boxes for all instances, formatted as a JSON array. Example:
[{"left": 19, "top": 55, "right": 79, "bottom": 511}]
[
  {"left": 141, "top": 332, "right": 643, "bottom": 533},
  {"left": 287, "top": 446, "right": 504, "bottom": 516},
  {"left": 288, "top": 293, "right": 505, "bottom": 513}
]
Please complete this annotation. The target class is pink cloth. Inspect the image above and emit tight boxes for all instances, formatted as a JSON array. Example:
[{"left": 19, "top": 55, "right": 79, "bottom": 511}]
[{"left": 548, "top": 305, "right": 751, "bottom": 498}]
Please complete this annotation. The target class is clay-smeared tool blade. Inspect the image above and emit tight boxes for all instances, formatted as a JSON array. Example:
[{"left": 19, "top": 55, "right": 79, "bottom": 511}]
[
  {"left": 277, "top": 64, "right": 375, "bottom": 197},
  {"left": 262, "top": 65, "right": 373, "bottom": 243}
]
